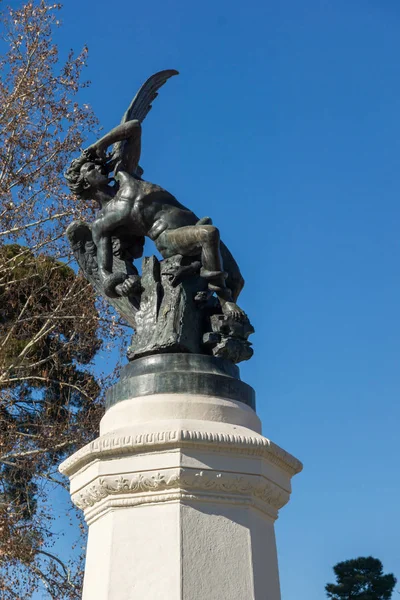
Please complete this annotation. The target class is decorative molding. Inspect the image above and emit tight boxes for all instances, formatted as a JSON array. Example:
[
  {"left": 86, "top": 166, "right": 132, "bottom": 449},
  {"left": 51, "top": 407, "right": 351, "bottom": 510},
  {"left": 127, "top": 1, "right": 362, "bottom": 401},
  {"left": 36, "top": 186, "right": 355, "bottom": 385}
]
[
  {"left": 74, "top": 471, "right": 179, "bottom": 509},
  {"left": 71, "top": 468, "right": 289, "bottom": 521},
  {"left": 83, "top": 492, "right": 275, "bottom": 526},
  {"left": 60, "top": 429, "right": 302, "bottom": 478}
]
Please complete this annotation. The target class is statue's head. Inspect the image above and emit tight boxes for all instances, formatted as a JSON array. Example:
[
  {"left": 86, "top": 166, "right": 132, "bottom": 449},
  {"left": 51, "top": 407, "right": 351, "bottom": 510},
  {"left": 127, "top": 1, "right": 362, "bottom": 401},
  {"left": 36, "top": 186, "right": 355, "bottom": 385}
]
[{"left": 65, "top": 151, "right": 109, "bottom": 199}]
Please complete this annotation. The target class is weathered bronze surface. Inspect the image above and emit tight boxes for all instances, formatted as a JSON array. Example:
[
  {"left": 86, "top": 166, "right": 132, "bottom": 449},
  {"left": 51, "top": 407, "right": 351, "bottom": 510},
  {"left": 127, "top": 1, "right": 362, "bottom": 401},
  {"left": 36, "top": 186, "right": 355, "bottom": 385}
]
[
  {"left": 65, "top": 71, "right": 254, "bottom": 363},
  {"left": 105, "top": 353, "right": 256, "bottom": 410}
]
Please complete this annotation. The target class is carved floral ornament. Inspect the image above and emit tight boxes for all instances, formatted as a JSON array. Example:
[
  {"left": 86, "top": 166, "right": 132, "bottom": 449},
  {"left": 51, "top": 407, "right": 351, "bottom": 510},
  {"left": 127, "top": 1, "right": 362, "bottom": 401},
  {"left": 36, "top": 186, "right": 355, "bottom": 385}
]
[{"left": 71, "top": 468, "right": 290, "bottom": 520}]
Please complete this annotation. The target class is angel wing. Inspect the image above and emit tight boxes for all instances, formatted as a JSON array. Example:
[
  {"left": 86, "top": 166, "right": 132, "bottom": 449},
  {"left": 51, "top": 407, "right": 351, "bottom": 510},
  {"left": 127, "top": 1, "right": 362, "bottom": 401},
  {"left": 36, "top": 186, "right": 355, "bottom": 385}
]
[
  {"left": 110, "top": 69, "right": 179, "bottom": 176},
  {"left": 66, "top": 221, "right": 141, "bottom": 328}
]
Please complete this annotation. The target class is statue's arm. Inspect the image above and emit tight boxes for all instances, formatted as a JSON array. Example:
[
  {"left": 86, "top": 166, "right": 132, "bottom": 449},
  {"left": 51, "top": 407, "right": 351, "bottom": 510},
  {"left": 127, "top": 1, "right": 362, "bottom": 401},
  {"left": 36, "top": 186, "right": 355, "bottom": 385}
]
[
  {"left": 91, "top": 216, "right": 114, "bottom": 281},
  {"left": 88, "top": 120, "right": 141, "bottom": 163},
  {"left": 91, "top": 194, "right": 133, "bottom": 282}
]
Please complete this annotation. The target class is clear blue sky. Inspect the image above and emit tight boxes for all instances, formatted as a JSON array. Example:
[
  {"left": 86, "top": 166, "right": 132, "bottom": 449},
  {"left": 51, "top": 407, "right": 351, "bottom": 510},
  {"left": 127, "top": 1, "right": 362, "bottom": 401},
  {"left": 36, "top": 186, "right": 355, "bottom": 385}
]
[{"left": 30, "top": 0, "right": 400, "bottom": 597}]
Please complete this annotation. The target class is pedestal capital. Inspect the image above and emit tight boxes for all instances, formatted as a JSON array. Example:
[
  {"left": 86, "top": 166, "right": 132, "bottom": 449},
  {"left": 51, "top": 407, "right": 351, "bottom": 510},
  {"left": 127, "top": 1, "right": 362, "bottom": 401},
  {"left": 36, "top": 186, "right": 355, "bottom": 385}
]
[{"left": 60, "top": 412, "right": 302, "bottom": 526}]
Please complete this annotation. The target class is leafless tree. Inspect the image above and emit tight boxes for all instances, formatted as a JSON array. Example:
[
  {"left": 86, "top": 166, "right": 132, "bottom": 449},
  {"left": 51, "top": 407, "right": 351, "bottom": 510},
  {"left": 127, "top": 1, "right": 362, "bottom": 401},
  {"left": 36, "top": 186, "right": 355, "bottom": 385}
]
[{"left": 0, "top": 2, "right": 123, "bottom": 597}]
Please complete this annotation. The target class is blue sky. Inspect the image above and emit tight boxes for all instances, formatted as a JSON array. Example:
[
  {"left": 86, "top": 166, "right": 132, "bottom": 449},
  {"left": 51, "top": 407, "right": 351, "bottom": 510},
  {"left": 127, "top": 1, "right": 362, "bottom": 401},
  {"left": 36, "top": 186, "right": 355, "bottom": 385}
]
[{"left": 25, "top": 0, "right": 400, "bottom": 597}]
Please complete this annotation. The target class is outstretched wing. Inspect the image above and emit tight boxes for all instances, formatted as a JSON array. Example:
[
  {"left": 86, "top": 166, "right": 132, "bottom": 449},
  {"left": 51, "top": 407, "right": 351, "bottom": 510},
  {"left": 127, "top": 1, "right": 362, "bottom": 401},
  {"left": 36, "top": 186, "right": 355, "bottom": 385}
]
[
  {"left": 121, "top": 69, "right": 179, "bottom": 125},
  {"left": 111, "top": 69, "right": 179, "bottom": 175}
]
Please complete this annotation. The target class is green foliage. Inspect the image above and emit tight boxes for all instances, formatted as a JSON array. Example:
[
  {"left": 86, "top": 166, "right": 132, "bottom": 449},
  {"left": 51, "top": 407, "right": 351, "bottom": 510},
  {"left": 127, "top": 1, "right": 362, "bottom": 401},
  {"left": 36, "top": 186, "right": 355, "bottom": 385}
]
[
  {"left": 0, "top": 243, "right": 101, "bottom": 510},
  {"left": 0, "top": 244, "right": 104, "bottom": 597},
  {"left": 326, "top": 557, "right": 397, "bottom": 600},
  {"left": 0, "top": 1, "right": 105, "bottom": 595}
]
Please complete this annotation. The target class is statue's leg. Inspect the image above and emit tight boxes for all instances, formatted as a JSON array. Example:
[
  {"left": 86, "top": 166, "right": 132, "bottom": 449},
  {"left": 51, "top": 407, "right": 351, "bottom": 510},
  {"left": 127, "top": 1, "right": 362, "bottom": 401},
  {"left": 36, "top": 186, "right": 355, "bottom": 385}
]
[
  {"left": 220, "top": 242, "right": 244, "bottom": 303},
  {"left": 159, "top": 225, "right": 232, "bottom": 300},
  {"left": 158, "top": 227, "right": 246, "bottom": 321}
]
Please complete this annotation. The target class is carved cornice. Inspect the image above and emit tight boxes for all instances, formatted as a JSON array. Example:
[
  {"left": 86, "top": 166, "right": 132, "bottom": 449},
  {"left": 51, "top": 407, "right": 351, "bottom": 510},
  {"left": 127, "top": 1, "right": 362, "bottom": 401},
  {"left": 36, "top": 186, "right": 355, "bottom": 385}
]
[
  {"left": 60, "top": 429, "right": 302, "bottom": 478},
  {"left": 71, "top": 468, "right": 289, "bottom": 523}
]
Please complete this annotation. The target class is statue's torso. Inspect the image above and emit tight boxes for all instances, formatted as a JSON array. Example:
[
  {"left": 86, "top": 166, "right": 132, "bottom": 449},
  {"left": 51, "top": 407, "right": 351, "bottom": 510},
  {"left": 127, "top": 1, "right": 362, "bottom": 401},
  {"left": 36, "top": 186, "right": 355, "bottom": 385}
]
[{"left": 116, "top": 172, "right": 199, "bottom": 238}]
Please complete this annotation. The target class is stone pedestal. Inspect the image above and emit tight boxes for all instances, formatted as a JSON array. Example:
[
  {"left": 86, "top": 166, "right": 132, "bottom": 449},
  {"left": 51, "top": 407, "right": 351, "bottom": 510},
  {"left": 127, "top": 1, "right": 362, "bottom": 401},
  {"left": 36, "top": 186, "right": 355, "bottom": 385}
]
[{"left": 60, "top": 355, "right": 302, "bottom": 600}]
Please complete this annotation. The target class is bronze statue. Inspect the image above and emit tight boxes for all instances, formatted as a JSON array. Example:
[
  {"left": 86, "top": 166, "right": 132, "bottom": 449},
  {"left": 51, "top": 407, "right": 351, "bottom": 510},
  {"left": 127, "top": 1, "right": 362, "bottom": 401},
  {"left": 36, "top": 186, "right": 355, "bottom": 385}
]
[{"left": 65, "top": 71, "right": 253, "bottom": 363}]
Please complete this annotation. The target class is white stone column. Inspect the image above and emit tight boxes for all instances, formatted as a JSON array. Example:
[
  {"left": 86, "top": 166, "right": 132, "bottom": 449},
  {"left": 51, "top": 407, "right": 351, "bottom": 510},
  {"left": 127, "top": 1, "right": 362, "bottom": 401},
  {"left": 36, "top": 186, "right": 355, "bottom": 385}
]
[{"left": 60, "top": 357, "right": 302, "bottom": 600}]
